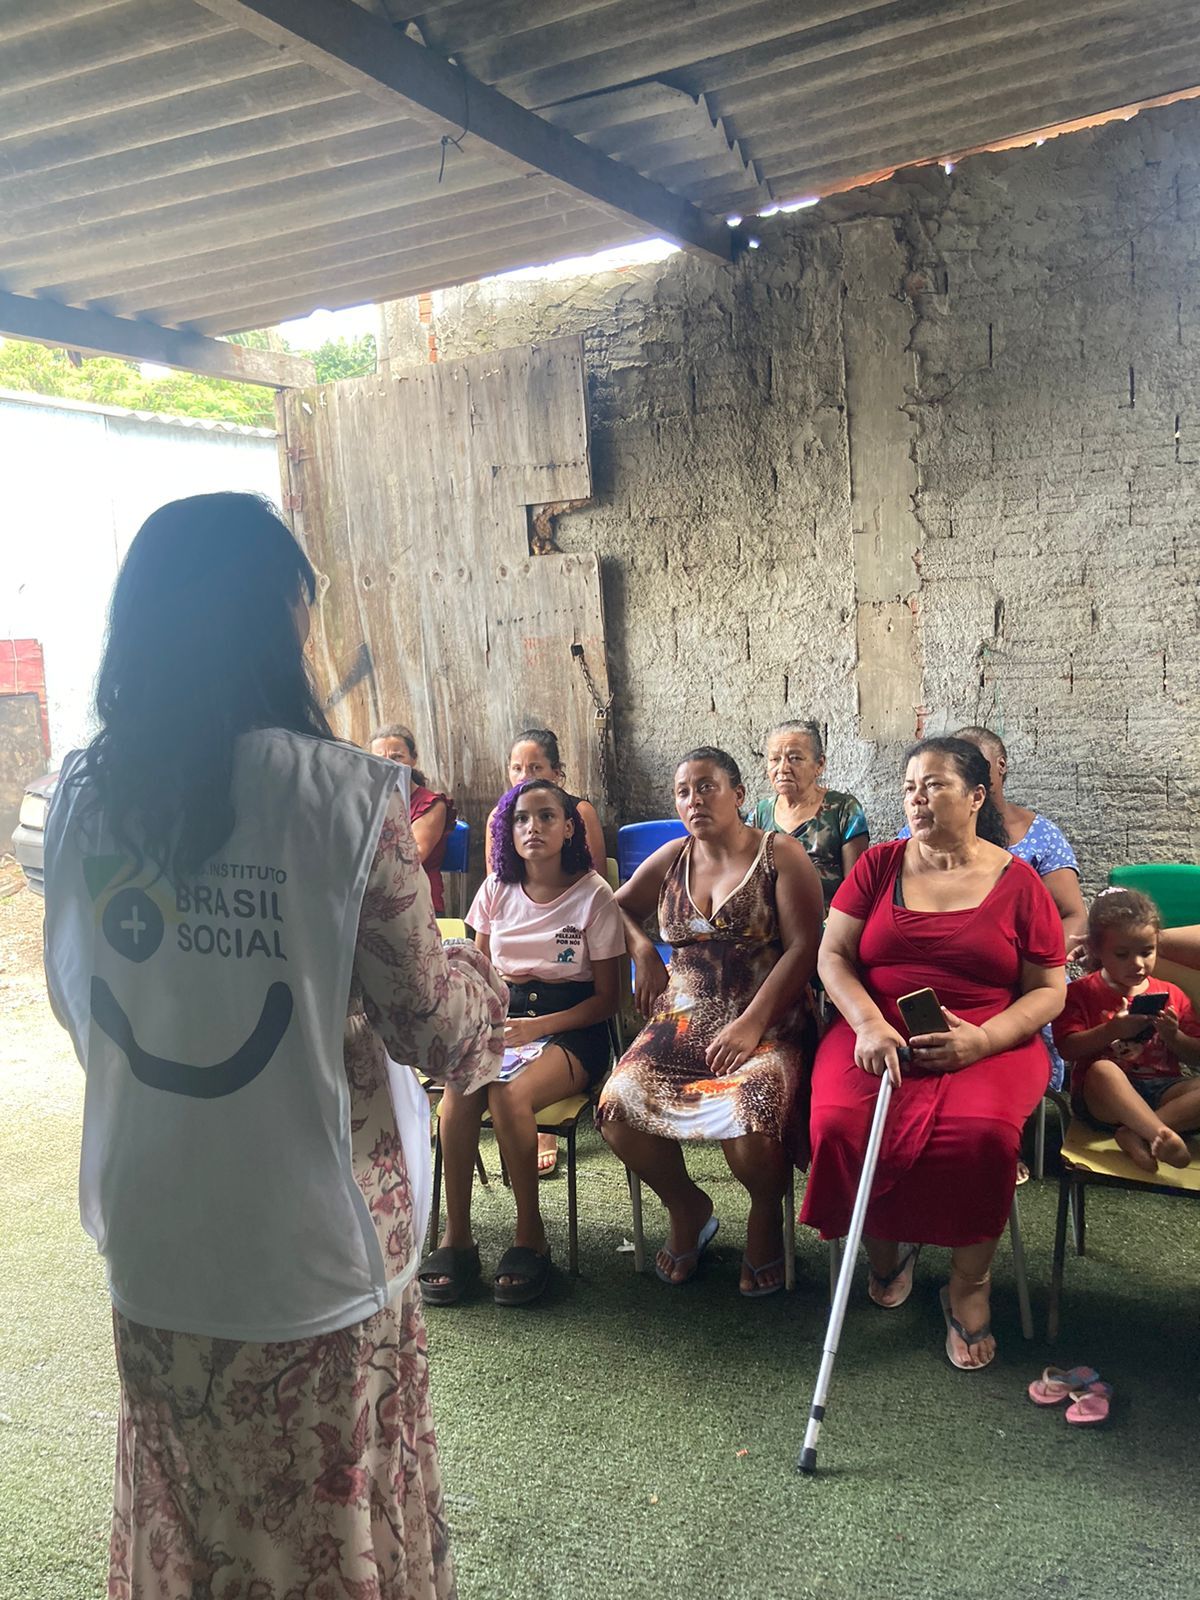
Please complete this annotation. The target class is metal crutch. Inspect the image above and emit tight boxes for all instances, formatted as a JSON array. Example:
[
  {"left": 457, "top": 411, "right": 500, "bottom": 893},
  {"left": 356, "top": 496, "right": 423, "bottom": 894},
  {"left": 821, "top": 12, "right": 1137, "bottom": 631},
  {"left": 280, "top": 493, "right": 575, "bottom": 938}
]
[{"left": 797, "top": 1064, "right": 897, "bottom": 1475}]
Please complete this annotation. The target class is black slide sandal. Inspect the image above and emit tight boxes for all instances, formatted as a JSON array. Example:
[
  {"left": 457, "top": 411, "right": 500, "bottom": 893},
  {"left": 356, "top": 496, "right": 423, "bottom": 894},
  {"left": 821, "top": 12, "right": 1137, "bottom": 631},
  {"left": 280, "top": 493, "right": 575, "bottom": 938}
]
[
  {"left": 417, "top": 1244, "right": 481, "bottom": 1306},
  {"left": 493, "top": 1245, "right": 552, "bottom": 1306}
]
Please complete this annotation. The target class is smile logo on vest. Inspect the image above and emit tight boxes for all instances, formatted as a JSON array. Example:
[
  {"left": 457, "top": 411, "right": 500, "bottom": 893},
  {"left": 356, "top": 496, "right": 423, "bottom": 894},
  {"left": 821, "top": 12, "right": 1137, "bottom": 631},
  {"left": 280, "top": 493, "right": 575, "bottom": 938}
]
[{"left": 90, "top": 866, "right": 293, "bottom": 1098}]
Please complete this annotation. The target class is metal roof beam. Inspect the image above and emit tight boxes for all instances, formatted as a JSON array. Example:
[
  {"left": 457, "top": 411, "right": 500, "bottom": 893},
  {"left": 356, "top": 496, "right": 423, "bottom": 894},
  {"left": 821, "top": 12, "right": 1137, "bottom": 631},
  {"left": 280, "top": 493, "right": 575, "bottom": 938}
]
[
  {"left": 0, "top": 292, "right": 315, "bottom": 387},
  {"left": 191, "top": 0, "right": 734, "bottom": 261}
]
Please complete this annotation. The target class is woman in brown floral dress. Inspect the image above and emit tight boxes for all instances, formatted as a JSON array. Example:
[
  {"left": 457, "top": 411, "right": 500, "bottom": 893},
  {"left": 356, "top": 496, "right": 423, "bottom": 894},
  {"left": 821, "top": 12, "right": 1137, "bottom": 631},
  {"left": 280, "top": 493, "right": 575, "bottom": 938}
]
[
  {"left": 598, "top": 748, "right": 823, "bottom": 1297},
  {"left": 43, "top": 493, "right": 506, "bottom": 1600}
]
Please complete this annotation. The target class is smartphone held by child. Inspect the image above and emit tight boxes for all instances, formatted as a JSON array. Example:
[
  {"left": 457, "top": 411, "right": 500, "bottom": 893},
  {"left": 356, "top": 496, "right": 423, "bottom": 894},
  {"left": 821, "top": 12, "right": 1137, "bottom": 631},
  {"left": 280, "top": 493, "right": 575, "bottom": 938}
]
[{"left": 1053, "top": 888, "right": 1200, "bottom": 1172}]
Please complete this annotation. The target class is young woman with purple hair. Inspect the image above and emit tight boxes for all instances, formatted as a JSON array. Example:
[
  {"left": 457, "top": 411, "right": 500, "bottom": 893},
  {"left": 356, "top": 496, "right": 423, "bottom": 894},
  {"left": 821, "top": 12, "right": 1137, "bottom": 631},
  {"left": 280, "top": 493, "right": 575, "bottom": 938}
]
[{"left": 418, "top": 780, "right": 623, "bottom": 1306}]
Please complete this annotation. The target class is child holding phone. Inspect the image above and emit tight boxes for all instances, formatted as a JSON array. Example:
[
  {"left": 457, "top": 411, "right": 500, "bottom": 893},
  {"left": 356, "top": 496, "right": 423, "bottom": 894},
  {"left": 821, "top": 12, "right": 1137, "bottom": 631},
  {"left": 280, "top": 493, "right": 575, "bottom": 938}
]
[{"left": 1053, "top": 888, "right": 1200, "bottom": 1171}]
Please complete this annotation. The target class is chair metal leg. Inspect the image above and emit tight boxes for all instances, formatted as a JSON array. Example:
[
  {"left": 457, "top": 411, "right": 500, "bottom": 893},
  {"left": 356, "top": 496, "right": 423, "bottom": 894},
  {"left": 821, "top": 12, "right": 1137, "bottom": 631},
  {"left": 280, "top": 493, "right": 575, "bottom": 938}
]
[
  {"left": 629, "top": 1170, "right": 646, "bottom": 1273},
  {"left": 784, "top": 1175, "right": 796, "bottom": 1291},
  {"left": 428, "top": 1125, "right": 443, "bottom": 1254},
  {"left": 1072, "top": 1181, "right": 1086, "bottom": 1256},
  {"left": 828, "top": 1236, "right": 843, "bottom": 1304},
  {"left": 1008, "top": 1193, "right": 1034, "bottom": 1340},
  {"left": 1048, "top": 1169, "right": 1072, "bottom": 1341},
  {"left": 566, "top": 1128, "right": 579, "bottom": 1276},
  {"left": 474, "top": 1149, "right": 489, "bottom": 1187},
  {"left": 1033, "top": 1098, "right": 1047, "bottom": 1181}
]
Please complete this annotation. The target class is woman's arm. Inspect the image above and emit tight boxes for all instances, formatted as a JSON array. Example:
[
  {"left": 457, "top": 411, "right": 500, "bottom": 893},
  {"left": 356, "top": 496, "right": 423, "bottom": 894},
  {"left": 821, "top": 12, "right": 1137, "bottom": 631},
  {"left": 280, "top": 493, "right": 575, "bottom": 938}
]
[
  {"left": 911, "top": 963, "right": 1067, "bottom": 1070},
  {"left": 577, "top": 799, "right": 608, "bottom": 874},
  {"left": 615, "top": 839, "right": 686, "bottom": 1014},
  {"left": 840, "top": 833, "right": 869, "bottom": 880},
  {"left": 1041, "top": 867, "right": 1088, "bottom": 960},
  {"left": 410, "top": 797, "right": 448, "bottom": 865},
  {"left": 705, "top": 836, "right": 824, "bottom": 1073},
  {"left": 817, "top": 907, "right": 908, "bottom": 1081},
  {"left": 484, "top": 805, "right": 497, "bottom": 873},
  {"left": 354, "top": 794, "right": 506, "bottom": 1091},
  {"left": 503, "top": 957, "right": 620, "bottom": 1046}
]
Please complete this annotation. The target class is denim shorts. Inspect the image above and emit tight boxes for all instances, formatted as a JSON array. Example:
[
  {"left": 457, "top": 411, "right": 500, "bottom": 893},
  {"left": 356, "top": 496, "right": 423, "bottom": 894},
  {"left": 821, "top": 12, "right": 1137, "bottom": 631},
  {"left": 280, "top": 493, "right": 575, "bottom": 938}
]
[{"left": 1130, "top": 1076, "right": 1181, "bottom": 1112}]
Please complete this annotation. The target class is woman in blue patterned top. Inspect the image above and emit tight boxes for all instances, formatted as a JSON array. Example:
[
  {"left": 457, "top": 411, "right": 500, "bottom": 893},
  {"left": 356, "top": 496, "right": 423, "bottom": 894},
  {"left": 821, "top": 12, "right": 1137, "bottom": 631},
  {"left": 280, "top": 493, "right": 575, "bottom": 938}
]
[{"left": 750, "top": 720, "right": 869, "bottom": 908}]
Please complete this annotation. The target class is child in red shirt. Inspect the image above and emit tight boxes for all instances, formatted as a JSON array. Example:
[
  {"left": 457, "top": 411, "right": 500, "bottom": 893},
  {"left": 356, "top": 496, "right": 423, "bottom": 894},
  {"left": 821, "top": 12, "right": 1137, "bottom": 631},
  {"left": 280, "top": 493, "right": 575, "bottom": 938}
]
[{"left": 1053, "top": 888, "right": 1200, "bottom": 1171}]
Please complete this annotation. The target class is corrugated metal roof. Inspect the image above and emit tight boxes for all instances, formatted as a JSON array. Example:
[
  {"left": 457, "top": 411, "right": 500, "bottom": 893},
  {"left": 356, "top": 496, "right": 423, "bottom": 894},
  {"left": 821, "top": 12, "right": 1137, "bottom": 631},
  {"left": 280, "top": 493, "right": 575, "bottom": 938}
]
[{"left": 2, "top": 0, "right": 1198, "bottom": 341}]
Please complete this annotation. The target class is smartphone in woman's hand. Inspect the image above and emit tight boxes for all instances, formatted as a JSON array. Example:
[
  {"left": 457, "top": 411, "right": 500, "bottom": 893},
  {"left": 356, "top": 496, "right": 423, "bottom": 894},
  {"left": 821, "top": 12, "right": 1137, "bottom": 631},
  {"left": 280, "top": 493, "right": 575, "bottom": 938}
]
[{"left": 897, "top": 987, "right": 950, "bottom": 1037}]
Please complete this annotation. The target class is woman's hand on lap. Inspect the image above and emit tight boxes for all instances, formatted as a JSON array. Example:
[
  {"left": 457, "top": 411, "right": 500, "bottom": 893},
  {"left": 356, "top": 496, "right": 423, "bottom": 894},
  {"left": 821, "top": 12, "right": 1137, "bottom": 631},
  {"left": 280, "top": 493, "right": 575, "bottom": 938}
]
[
  {"left": 705, "top": 1016, "right": 764, "bottom": 1076},
  {"left": 853, "top": 1021, "right": 907, "bottom": 1085},
  {"left": 633, "top": 949, "right": 669, "bottom": 1016},
  {"left": 909, "top": 1010, "right": 990, "bottom": 1071},
  {"left": 503, "top": 1016, "right": 545, "bottom": 1049}
]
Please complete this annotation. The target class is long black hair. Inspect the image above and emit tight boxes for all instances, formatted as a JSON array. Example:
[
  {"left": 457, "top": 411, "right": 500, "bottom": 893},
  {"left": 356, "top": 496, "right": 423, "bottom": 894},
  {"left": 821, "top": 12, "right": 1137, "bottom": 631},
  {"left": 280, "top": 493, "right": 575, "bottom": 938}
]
[
  {"left": 902, "top": 736, "right": 1008, "bottom": 848},
  {"left": 74, "top": 492, "right": 331, "bottom": 878}
]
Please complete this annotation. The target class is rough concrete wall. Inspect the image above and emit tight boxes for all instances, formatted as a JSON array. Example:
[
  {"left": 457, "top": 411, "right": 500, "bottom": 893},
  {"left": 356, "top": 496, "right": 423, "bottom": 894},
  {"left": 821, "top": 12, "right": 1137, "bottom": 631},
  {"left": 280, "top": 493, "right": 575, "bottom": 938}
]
[{"left": 381, "top": 100, "right": 1200, "bottom": 890}]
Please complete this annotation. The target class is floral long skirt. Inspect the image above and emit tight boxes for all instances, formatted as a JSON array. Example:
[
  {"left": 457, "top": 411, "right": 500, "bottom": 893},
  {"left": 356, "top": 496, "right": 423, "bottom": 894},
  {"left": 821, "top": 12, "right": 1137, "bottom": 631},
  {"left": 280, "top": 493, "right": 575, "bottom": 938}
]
[{"left": 109, "top": 1285, "right": 455, "bottom": 1600}]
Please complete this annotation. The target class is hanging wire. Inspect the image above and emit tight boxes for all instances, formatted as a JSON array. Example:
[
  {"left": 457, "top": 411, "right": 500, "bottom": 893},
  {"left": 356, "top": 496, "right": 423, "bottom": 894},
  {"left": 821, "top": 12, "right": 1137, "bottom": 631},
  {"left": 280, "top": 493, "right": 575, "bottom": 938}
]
[{"left": 437, "top": 69, "right": 470, "bottom": 183}]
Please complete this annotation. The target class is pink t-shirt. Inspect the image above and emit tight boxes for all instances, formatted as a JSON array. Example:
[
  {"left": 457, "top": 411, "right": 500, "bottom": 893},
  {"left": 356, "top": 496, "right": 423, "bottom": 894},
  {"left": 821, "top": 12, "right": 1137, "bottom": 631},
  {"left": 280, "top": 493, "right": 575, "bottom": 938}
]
[{"left": 468, "top": 871, "right": 625, "bottom": 982}]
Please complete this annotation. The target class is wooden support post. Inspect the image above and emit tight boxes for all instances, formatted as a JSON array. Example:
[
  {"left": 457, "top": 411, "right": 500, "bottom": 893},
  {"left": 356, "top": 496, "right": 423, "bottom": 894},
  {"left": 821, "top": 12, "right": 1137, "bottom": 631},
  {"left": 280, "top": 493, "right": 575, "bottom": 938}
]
[{"left": 0, "top": 291, "right": 316, "bottom": 387}]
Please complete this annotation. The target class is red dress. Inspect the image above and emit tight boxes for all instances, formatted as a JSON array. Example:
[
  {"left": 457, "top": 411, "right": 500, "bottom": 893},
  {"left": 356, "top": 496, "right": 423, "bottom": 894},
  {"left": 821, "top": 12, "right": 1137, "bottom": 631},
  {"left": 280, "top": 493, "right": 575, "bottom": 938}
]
[
  {"left": 410, "top": 785, "right": 456, "bottom": 914},
  {"left": 801, "top": 841, "right": 1065, "bottom": 1247}
]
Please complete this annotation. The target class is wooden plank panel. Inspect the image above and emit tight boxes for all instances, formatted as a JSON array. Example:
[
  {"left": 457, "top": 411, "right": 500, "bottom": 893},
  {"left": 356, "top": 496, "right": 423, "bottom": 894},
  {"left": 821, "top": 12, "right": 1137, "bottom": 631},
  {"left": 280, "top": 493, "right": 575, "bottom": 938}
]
[{"left": 280, "top": 336, "right": 610, "bottom": 877}]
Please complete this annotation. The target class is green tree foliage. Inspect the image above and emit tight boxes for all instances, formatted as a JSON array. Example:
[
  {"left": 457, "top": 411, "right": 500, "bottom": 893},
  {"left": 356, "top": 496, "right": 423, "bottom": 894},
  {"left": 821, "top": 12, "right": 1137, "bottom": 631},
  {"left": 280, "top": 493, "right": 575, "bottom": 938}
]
[
  {"left": 310, "top": 333, "right": 377, "bottom": 383},
  {"left": 0, "top": 326, "right": 377, "bottom": 426}
]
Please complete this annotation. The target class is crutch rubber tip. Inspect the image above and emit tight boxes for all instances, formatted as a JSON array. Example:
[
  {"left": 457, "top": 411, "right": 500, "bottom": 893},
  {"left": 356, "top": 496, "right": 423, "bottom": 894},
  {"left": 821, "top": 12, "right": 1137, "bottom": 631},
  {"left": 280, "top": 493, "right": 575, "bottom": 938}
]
[{"left": 797, "top": 1448, "right": 818, "bottom": 1475}]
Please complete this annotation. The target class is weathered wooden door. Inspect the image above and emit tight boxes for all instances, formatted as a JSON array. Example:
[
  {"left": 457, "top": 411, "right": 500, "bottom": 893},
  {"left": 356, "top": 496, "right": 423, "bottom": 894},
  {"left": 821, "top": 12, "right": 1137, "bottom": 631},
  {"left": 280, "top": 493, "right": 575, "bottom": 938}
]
[{"left": 277, "top": 336, "right": 612, "bottom": 879}]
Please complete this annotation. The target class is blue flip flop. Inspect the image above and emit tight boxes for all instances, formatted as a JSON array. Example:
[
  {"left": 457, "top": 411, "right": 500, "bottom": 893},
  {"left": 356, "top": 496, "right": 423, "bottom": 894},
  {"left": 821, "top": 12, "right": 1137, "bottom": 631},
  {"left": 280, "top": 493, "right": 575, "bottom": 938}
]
[{"left": 655, "top": 1212, "right": 719, "bottom": 1285}]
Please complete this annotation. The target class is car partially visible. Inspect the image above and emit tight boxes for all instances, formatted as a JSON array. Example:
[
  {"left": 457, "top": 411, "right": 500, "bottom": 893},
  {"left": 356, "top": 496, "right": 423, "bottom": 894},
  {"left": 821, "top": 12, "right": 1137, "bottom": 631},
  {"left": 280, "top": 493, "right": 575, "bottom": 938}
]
[{"left": 11, "top": 770, "right": 58, "bottom": 895}]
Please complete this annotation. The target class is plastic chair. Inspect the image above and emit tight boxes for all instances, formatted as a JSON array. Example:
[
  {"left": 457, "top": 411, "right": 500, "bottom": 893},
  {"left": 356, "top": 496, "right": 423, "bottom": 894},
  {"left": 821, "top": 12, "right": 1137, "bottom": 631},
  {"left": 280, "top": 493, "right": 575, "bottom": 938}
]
[
  {"left": 1108, "top": 863, "right": 1200, "bottom": 929},
  {"left": 616, "top": 818, "right": 687, "bottom": 882},
  {"left": 443, "top": 819, "right": 470, "bottom": 872},
  {"left": 441, "top": 819, "right": 470, "bottom": 919},
  {"left": 1048, "top": 1119, "right": 1200, "bottom": 1339},
  {"left": 616, "top": 820, "right": 686, "bottom": 968},
  {"left": 436, "top": 917, "right": 467, "bottom": 941}
]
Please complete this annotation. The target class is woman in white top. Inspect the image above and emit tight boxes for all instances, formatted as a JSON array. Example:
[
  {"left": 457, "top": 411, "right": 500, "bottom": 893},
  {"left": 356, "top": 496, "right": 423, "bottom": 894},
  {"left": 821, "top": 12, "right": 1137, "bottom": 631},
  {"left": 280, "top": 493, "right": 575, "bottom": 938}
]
[
  {"left": 420, "top": 779, "right": 623, "bottom": 1307},
  {"left": 43, "top": 492, "right": 505, "bottom": 1600}
]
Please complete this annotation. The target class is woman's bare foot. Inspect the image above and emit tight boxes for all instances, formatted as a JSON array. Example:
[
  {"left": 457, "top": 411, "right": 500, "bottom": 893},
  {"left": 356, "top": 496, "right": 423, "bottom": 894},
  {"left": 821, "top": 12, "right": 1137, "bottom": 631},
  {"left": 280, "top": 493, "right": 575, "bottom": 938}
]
[
  {"left": 946, "top": 1276, "right": 995, "bottom": 1368},
  {"left": 657, "top": 1189, "right": 715, "bottom": 1283},
  {"left": 537, "top": 1132, "right": 558, "bottom": 1176},
  {"left": 739, "top": 1199, "right": 785, "bottom": 1294},
  {"left": 1150, "top": 1125, "right": 1192, "bottom": 1169},
  {"left": 1114, "top": 1125, "right": 1159, "bottom": 1172}
]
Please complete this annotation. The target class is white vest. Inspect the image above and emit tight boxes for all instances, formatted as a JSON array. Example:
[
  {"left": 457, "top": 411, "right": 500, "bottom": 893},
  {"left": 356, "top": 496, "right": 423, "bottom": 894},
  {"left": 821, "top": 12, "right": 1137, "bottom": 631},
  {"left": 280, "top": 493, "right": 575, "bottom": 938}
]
[{"left": 44, "top": 728, "right": 429, "bottom": 1342}]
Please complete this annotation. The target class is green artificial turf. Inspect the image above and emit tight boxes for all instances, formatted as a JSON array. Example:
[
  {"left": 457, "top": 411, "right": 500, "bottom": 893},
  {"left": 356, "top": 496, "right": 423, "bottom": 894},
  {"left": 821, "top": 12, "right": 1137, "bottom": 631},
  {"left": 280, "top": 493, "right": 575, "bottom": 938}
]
[{"left": 2, "top": 942, "right": 1197, "bottom": 1599}]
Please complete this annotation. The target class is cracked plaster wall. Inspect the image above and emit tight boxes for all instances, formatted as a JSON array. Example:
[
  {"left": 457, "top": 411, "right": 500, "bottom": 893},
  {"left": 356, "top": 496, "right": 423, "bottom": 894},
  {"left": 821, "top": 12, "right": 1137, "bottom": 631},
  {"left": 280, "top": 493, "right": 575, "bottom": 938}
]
[{"left": 380, "top": 99, "right": 1200, "bottom": 889}]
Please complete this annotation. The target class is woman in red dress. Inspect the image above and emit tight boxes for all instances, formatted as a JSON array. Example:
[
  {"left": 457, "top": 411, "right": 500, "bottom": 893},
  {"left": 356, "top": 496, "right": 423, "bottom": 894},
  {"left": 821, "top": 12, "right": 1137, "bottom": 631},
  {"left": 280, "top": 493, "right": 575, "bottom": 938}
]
[
  {"left": 801, "top": 737, "right": 1066, "bottom": 1369},
  {"left": 370, "top": 723, "right": 457, "bottom": 915}
]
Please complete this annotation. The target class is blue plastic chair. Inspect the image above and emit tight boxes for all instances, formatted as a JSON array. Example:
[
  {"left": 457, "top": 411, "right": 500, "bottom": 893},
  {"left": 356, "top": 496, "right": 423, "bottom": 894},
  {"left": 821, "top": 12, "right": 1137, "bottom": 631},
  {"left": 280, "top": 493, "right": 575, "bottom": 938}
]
[
  {"left": 616, "top": 819, "right": 686, "bottom": 967},
  {"left": 616, "top": 818, "right": 687, "bottom": 883},
  {"left": 442, "top": 818, "right": 470, "bottom": 873}
]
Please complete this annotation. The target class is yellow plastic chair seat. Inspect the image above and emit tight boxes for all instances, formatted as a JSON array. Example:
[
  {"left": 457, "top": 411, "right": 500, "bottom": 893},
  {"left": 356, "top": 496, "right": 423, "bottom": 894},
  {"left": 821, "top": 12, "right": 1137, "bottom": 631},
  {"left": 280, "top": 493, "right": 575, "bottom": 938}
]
[
  {"left": 1060, "top": 1119, "right": 1200, "bottom": 1192},
  {"left": 437, "top": 917, "right": 468, "bottom": 941},
  {"left": 434, "top": 1091, "right": 589, "bottom": 1127}
]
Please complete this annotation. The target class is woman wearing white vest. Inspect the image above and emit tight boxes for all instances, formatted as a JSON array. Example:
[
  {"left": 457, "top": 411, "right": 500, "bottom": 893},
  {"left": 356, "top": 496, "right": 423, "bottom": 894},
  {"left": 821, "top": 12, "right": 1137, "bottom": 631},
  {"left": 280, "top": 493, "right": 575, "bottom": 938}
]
[{"left": 43, "top": 493, "right": 505, "bottom": 1600}]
